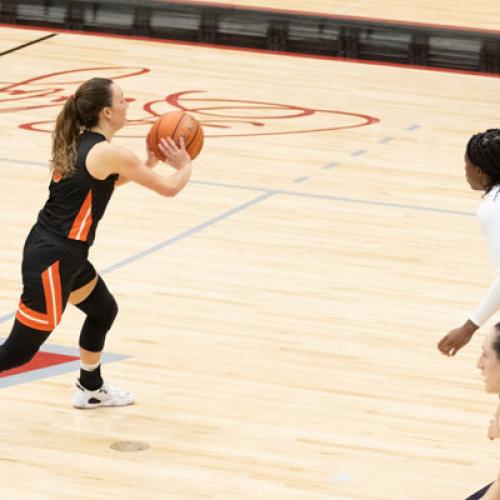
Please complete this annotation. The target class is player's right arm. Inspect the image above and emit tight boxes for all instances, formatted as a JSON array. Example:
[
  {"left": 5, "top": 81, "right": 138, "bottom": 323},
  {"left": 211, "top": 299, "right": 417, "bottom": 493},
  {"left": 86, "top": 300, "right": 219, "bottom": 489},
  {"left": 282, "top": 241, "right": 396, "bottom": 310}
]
[{"left": 87, "top": 137, "right": 192, "bottom": 197}]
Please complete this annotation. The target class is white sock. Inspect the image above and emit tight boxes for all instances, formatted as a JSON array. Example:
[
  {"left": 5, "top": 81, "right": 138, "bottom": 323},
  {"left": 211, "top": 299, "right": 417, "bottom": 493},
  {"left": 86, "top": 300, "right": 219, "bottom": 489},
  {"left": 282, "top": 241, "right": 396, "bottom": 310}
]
[{"left": 80, "top": 360, "right": 100, "bottom": 372}]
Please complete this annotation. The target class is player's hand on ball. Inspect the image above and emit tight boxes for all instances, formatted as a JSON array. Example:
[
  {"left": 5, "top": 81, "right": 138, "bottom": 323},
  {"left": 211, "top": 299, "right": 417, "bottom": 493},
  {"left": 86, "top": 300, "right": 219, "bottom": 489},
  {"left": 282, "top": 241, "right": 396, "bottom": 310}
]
[{"left": 158, "top": 137, "right": 191, "bottom": 170}]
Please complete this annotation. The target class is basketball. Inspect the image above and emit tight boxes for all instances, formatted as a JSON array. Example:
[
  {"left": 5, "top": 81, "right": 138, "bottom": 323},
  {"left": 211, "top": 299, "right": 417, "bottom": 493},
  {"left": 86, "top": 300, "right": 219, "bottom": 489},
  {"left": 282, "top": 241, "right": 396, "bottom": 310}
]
[{"left": 147, "top": 111, "right": 204, "bottom": 161}]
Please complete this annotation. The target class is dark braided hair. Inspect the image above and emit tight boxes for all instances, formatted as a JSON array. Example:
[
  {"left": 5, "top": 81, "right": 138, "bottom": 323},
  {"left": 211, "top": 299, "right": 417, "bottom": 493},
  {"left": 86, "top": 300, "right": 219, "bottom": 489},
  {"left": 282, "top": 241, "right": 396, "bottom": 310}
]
[
  {"left": 493, "top": 322, "right": 500, "bottom": 359},
  {"left": 466, "top": 129, "right": 500, "bottom": 191}
]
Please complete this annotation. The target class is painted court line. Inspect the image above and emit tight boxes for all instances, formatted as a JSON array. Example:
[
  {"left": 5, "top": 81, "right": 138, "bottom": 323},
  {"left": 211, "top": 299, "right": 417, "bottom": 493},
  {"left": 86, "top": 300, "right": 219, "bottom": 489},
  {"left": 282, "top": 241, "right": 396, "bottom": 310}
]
[
  {"left": 0, "top": 312, "right": 14, "bottom": 324},
  {"left": 0, "top": 157, "right": 474, "bottom": 247},
  {"left": 0, "top": 141, "right": 472, "bottom": 386},
  {"left": 379, "top": 137, "right": 394, "bottom": 144},
  {"left": 101, "top": 191, "right": 276, "bottom": 274},
  {"left": 0, "top": 191, "right": 276, "bottom": 327},
  {"left": 0, "top": 157, "right": 48, "bottom": 167},
  {"left": 4, "top": 176, "right": 470, "bottom": 305},
  {"left": 293, "top": 176, "right": 310, "bottom": 183},
  {"left": 192, "top": 180, "right": 474, "bottom": 217},
  {"left": 321, "top": 124, "right": 422, "bottom": 169},
  {"left": 350, "top": 149, "right": 367, "bottom": 156},
  {"left": 280, "top": 190, "right": 474, "bottom": 216},
  {"left": 0, "top": 345, "right": 128, "bottom": 388},
  {"left": 1, "top": 149, "right": 475, "bottom": 330}
]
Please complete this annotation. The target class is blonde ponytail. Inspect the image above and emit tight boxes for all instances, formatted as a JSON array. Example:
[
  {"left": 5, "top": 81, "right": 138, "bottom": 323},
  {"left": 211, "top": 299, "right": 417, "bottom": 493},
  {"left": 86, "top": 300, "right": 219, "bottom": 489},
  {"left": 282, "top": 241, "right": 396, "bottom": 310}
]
[
  {"left": 50, "top": 78, "right": 113, "bottom": 177},
  {"left": 50, "top": 96, "right": 81, "bottom": 177}
]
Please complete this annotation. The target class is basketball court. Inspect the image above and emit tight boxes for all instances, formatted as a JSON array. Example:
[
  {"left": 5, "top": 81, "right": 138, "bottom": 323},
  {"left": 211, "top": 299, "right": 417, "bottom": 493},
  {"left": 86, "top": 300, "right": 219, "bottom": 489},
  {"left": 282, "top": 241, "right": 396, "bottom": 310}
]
[{"left": 0, "top": 4, "right": 499, "bottom": 497}]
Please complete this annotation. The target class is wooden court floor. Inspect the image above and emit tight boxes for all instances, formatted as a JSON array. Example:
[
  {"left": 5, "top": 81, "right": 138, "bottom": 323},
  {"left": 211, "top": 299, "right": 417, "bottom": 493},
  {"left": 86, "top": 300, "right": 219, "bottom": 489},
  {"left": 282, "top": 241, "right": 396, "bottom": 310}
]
[{"left": 0, "top": 24, "right": 499, "bottom": 499}]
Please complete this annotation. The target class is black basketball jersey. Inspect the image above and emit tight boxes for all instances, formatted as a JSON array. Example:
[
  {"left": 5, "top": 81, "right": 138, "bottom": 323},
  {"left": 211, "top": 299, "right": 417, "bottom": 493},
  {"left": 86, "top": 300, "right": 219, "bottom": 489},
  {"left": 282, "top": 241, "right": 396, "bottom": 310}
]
[{"left": 37, "top": 131, "right": 118, "bottom": 246}]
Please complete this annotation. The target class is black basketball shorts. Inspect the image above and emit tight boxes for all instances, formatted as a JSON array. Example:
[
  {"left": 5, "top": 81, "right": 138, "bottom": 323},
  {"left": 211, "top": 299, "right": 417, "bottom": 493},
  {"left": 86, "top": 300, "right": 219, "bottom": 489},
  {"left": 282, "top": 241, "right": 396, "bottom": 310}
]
[{"left": 15, "top": 224, "right": 97, "bottom": 332}]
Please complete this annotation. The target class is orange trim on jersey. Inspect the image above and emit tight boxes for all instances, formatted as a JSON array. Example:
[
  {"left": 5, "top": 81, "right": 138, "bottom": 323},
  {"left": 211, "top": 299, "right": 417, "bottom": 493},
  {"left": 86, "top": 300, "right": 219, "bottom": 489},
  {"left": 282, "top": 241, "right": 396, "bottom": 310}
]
[
  {"left": 68, "top": 190, "right": 93, "bottom": 241},
  {"left": 15, "top": 261, "right": 63, "bottom": 332}
]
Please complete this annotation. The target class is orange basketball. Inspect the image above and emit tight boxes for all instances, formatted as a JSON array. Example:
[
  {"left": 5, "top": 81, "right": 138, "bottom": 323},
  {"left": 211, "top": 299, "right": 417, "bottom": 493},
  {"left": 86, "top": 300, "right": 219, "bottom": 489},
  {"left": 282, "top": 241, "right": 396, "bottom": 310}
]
[{"left": 147, "top": 111, "right": 204, "bottom": 161}]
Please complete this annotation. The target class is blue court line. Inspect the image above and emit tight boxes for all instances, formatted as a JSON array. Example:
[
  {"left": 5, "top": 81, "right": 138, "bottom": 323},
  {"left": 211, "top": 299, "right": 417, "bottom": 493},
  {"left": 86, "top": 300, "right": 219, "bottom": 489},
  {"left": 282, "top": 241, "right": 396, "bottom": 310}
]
[
  {"left": 350, "top": 149, "right": 367, "bottom": 157},
  {"left": 379, "top": 137, "right": 394, "bottom": 144},
  {"left": 321, "top": 124, "right": 420, "bottom": 168},
  {"left": 282, "top": 190, "right": 474, "bottom": 216},
  {"left": 0, "top": 136, "right": 474, "bottom": 385},
  {"left": 191, "top": 180, "right": 475, "bottom": 217},
  {"left": 0, "top": 191, "right": 275, "bottom": 384},
  {"left": 102, "top": 191, "right": 276, "bottom": 274},
  {"left": 0, "top": 157, "right": 473, "bottom": 239},
  {"left": 0, "top": 312, "right": 14, "bottom": 324},
  {"left": 0, "top": 340, "right": 128, "bottom": 388},
  {"left": 1, "top": 145, "right": 474, "bottom": 326},
  {"left": 293, "top": 176, "right": 310, "bottom": 183},
  {"left": 0, "top": 191, "right": 276, "bottom": 327},
  {"left": 1, "top": 177, "right": 470, "bottom": 326},
  {"left": 0, "top": 157, "right": 47, "bottom": 167}
]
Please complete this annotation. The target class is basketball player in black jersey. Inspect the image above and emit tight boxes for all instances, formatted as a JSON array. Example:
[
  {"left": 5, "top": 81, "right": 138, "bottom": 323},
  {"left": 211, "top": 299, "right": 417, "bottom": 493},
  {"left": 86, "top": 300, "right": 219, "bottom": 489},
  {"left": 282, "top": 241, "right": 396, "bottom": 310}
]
[{"left": 0, "top": 77, "right": 192, "bottom": 408}]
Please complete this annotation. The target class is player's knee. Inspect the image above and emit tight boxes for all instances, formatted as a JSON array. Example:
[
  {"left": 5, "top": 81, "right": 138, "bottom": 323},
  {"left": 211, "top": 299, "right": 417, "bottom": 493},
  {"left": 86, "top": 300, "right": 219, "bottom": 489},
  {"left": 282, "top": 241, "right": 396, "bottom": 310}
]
[
  {"left": 102, "top": 294, "right": 118, "bottom": 331},
  {"left": 76, "top": 277, "right": 118, "bottom": 324},
  {"left": 88, "top": 291, "right": 118, "bottom": 332},
  {"left": 76, "top": 277, "right": 118, "bottom": 352},
  {"left": 0, "top": 320, "right": 49, "bottom": 372}
]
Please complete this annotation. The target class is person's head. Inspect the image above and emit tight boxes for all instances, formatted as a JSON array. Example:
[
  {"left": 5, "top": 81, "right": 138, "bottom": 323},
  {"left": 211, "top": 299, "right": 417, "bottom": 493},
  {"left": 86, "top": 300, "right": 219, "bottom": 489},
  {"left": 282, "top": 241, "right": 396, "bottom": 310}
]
[
  {"left": 51, "top": 78, "right": 128, "bottom": 177},
  {"left": 477, "top": 323, "right": 500, "bottom": 393},
  {"left": 464, "top": 129, "right": 500, "bottom": 192}
]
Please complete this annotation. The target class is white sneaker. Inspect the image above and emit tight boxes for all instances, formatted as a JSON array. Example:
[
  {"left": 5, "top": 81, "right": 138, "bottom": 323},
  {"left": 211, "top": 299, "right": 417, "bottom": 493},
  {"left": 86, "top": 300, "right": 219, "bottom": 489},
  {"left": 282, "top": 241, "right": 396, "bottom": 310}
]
[{"left": 73, "top": 380, "right": 135, "bottom": 409}]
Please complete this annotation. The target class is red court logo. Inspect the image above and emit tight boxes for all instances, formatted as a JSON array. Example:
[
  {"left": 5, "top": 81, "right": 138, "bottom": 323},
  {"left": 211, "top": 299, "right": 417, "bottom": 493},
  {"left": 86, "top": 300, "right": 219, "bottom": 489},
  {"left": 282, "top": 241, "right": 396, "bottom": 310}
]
[{"left": 1, "top": 67, "right": 379, "bottom": 138}]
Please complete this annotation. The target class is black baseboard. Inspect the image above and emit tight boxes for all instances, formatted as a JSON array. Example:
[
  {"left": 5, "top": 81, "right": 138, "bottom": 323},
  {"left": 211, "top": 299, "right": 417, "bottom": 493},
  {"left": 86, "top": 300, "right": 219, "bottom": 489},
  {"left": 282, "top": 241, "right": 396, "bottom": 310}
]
[{"left": 1, "top": 0, "right": 499, "bottom": 74}]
